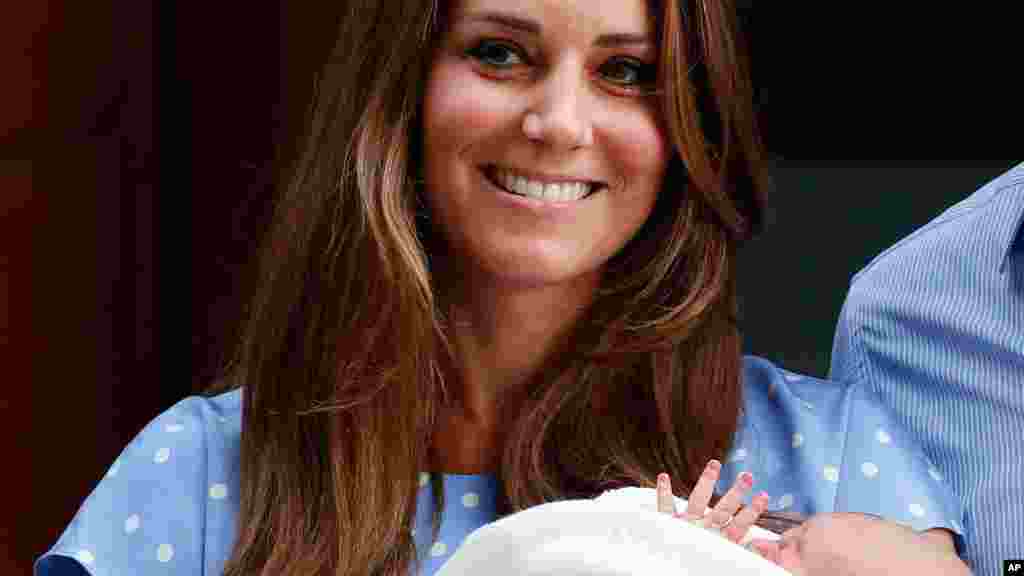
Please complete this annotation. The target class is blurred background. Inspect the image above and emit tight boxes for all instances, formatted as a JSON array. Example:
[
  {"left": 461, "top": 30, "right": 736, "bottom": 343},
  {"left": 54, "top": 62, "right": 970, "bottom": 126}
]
[{"left": 7, "top": 0, "right": 1016, "bottom": 572}]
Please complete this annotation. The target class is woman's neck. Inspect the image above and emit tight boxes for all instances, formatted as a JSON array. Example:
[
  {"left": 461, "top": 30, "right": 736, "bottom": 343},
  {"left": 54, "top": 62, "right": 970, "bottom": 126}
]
[
  {"left": 447, "top": 271, "right": 598, "bottom": 426},
  {"left": 430, "top": 266, "right": 600, "bottom": 473}
]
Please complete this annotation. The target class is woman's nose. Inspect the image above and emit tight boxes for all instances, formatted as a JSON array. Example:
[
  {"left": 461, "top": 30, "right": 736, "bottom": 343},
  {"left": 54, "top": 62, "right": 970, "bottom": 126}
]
[{"left": 523, "top": 61, "right": 594, "bottom": 150}]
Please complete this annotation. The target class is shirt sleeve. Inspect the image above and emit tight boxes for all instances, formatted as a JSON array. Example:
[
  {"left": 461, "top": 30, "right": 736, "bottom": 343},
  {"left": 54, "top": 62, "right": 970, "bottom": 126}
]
[
  {"left": 832, "top": 380, "right": 966, "bottom": 547},
  {"left": 737, "top": 357, "right": 966, "bottom": 551},
  {"left": 34, "top": 397, "right": 214, "bottom": 576},
  {"left": 828, "top": 294, "right": 860, "bottom": 383},
  {"left": 828, "top": 295, "right": 967, "bottom": 550}
]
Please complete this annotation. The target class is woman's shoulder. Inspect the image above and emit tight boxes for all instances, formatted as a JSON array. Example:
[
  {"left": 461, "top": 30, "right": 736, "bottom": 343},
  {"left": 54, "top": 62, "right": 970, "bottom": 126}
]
[
  {"left": 736, "top": 357, "right": 965, "bottom": 539},
  {"left": 118, "top": 387, "right": 244, "bottom": 479},
  {"left": 740, "top": 355, "right": 850, "bottom": 411},
  {"left": 34, "top": 389, "right": 244, "bottom": 576},
  {"left": 739, "top": 355, "right": 921, "bottom": 436},
  {"left": 738, "top": 355, "right": 920, "bottom": 466}
]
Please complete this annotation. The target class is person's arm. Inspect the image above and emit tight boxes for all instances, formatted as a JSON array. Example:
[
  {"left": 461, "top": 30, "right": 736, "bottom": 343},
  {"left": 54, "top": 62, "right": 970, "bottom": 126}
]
[
  {"left": 750, "top": 512, "right": 970, "bottom": 575},
  {"left": 659, "top": 461, "right": 971, "bottom": 575}
]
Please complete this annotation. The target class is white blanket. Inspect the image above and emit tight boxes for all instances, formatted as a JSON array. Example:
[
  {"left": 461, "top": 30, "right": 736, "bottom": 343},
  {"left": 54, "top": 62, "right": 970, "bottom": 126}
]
[{"left": 436, "top": 487, "right": 789, "bottom": 576}]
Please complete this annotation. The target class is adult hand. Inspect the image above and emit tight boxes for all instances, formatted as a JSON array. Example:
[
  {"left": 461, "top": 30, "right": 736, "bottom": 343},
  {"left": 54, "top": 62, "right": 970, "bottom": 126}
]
[
  {"left": 747, "top": 512, "right": 971, "bottom": 576},
  {"left": 655, "top": 460, "right": 770, "bottom": 545}
]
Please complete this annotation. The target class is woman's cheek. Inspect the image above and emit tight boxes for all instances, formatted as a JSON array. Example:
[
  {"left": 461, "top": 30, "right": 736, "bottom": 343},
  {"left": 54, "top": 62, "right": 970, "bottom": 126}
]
[
  {"left": 601, "top": 108, "right": 669, "bottom": 185},
  {"left": 424, "top": 61, "right": 513, "bottom": 139}
]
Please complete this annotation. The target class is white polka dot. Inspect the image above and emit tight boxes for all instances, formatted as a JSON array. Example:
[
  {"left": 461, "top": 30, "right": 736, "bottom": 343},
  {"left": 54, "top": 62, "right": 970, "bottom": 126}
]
[
  {"left": 106, "top": 462, "right": 120, "bottom": 478},
  {"left": 861, "top": 462, "right": 879, "bottom": 479},
  {"left": 165, "top": 423, "right": 184, "bottom": 433},
  {"left": 411, "top": 528, "right": 417, "bottom": 537},
  {"left": 823, "top": 465, "right": 840, "bottom": 483},
  {"left": 218, "top": 416, "right": 228, "bottom": 423},
  {"left": 801, "top": 400, "right": 814, "bottom": 411},
  {"left": 791, "top": 433, "right": 804, "bottom": 448},
  {"left": 777, "top": 494, "right": 794, "bottom": 509},
  {"left": 157, "top": 543, "right": 174, "bottom": 563},
  {"left": 154, "top": 447, "right": 171, "bottom": 464},
  {"left": 75, "top": 549, "right": 95, "bottom": 565},
  {"left": 419, "top": 472, "right": 429, "bottom": 487},
  {"left": 730, "top": 448, "right": 747, "bottom": 462},
  {"left": 430, "top": 541, "right": 448, "bottom": 557},
  {"left": 209, "top": 483, "right": 228, "bottom": 500},
  {"left": 124, "top": 514, "right": 141, "bottom": 534},
  {"left": 783, "top": 372, "right": 801, "bottom": 382},
  {"left": 928, "top": 468, "right": 943, "bottom": 482},
  {"left": 462, "top": 492, "right": 480, "bottom": 508},
  {"left": 909, "top": 503, "right": 926, "bottom": 518},
  {"left": 876, "top": 428, "right": 891, "bottom": 445}
]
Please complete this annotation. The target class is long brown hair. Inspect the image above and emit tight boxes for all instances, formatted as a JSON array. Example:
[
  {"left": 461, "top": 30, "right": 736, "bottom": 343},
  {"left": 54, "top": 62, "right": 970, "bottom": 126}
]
[{"left": 210, "top": 0, "right": 769, "bottom": 574}]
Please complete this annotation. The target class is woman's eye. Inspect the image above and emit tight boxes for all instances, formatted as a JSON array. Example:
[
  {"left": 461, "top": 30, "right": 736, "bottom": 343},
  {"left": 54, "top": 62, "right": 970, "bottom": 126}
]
[
  {"left": 600, "top": 58, "right": 657, "bottom": 89},
  {"left": 466, "top": 40, "right": 525, "bottom": 68}
]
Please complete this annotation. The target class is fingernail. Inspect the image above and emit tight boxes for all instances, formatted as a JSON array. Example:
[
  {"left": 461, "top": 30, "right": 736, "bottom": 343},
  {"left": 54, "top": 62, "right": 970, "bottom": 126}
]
[
  {"left": 658, "top": 473, "right": 669, "bottom": 489},
  {"left": 708, "top": 460, "right": 721, "bottom": 471},
  {"left": 740, "top": 472, "right": 753, "bottom": 486}
]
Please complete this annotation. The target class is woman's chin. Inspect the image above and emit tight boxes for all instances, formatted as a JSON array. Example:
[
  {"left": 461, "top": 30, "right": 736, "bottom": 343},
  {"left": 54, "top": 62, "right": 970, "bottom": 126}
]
[{"left": 471, "top": 255, "right": 600, "bottom": 292}]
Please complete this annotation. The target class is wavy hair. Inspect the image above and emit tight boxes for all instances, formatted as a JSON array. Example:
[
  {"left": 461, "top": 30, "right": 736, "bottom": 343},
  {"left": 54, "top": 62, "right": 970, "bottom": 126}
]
[{"left": 210, "top": 0, "right": 770, "bottom": 574}]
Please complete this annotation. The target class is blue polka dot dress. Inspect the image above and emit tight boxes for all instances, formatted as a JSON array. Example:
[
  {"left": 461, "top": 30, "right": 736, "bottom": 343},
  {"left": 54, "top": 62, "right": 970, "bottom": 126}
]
[{"left": 34, "top": 357, "right": 965, "bottom": 575}]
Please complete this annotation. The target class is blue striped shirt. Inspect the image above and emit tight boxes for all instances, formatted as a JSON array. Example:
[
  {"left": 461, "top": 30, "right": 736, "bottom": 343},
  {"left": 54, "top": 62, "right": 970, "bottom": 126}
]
[{"left": 830, "top": 161, "right": 1024, "bottom": 575}]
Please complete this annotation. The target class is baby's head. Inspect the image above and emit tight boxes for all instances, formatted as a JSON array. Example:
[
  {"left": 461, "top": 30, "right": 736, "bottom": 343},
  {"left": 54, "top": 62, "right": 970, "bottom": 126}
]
[{"left": 435, "top": 488, "right": 788, "bottom": 576}]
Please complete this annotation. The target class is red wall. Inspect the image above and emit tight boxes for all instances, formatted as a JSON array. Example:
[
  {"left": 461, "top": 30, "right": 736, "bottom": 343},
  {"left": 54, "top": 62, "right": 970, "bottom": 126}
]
[{"left": 13, "top": 1, "right": 348, "bottom": 572}]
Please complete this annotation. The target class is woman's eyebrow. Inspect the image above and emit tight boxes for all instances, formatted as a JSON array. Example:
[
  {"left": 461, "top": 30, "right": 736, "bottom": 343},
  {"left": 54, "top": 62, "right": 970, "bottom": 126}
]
[{"left": 462, "top": 11, "right": 653, "bottom": 48}]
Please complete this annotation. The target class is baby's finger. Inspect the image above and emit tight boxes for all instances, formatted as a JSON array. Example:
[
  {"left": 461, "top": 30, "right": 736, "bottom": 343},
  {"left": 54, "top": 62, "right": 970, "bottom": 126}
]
[
  {"left": 709, "top": 471, "right": 753, "bottom": 528},
  {"left": 684, "top": 460, "right": 720, "bottom": 519},
  {"left": 656, "top": 473, "right": 677, "bottom": 515},
  {"left": 723, "top": 491, "right": 769, "bottom": 543}
]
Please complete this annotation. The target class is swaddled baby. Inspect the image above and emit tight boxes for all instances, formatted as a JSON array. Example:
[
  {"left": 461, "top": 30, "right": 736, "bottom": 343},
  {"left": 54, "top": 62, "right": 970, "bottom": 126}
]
[{"left": 435, "top": 486, "right": 788, "bottom": 576}]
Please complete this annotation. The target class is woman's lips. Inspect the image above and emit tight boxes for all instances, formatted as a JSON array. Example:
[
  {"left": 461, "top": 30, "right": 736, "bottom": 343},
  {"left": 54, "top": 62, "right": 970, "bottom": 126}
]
[{"left": 482, "top": 165, "right": 605, "bottom": 199}]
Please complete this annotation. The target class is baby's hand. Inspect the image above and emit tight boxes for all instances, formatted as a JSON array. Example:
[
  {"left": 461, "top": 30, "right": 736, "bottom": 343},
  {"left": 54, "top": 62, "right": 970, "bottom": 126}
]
[{"left": 656, "top": 460, "right": 770, "bottom": 545}]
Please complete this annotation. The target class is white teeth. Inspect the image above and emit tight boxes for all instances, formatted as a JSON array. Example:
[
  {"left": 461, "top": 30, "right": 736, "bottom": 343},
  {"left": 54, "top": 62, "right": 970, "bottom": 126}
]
[
  {"left": 544, "top": 183, "right": 558, "bottom": 202},
  {"left": 494, "top": 167, "right": 593, "bottom": 201},
  {"left": 528, "top": 180, "right": 543, "bottom": 198}
]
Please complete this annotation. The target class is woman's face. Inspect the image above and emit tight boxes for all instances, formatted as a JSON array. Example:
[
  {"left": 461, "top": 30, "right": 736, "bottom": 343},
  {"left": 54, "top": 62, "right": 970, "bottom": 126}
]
[{"left": 422, "top": 0, "right": 670, "bottom": 289}]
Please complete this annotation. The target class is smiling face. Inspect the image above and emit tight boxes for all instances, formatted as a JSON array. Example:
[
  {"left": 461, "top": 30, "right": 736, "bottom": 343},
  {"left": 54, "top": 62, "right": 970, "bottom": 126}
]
[{"left": 422, "top": 0, "right": 670, "bottom": 291}]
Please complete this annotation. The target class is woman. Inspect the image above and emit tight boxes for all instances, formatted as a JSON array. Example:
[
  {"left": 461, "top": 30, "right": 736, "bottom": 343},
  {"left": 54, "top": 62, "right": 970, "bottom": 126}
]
[{"left": 35, "top": 0, "right": 968, "bottom": 574}]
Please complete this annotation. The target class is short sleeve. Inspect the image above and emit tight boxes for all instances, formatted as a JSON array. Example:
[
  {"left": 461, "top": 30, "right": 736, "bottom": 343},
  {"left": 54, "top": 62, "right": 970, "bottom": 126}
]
[
  {"left": 737, "top": 356, "right": 966, "bottom": 552},
  {"left": 34, "top": 396, "right": 224, "bottom": 576},
  {"left": 833, "top": 381, "right": 966, "bottom": 547}
]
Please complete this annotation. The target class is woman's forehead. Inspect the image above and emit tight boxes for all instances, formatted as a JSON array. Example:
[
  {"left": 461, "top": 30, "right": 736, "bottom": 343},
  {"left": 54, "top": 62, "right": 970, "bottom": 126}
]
[{"left": 446, "top": 0, "right": 656, "bottom": 39}]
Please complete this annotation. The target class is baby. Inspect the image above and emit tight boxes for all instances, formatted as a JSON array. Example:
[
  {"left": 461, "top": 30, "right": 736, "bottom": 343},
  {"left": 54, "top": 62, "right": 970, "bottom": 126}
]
[
  {"left": 436, "top": 463, "right": 794, "bottom": 575},
  {"left": 434, "top": 487, "right": 787, "bottom": 575}
]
